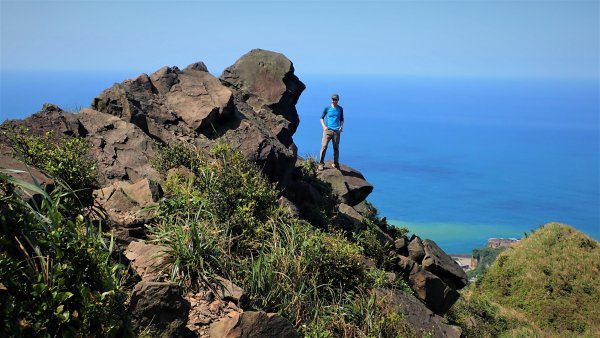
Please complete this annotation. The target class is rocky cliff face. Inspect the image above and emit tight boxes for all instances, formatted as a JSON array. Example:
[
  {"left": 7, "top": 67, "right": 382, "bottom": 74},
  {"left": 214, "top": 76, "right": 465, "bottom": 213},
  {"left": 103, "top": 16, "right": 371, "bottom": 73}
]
[{"left": 1, "top": 49, "right": 466, "bottom": 337}]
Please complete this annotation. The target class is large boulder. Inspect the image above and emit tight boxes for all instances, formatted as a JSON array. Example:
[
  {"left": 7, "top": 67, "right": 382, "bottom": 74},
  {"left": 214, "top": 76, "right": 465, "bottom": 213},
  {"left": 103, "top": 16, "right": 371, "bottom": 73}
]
[
  {"left": 372, "top": 288, "right": 462, "bottom": 338},
  {"left": 316, "top": 163, "right": 373, "bottom": 206},
  {"left": 124, "top": 241, "right": 169, "bottom": 281},
  {"left": 394, "top": 255, "right": 460, "bottom": 315},
  {"left": 128, "top": 281, "right": 190, "bottom": 338},
  {"left": 94, "top": 178, "right": 162, "bottom": 228},
  {"left": 78, "top": 108, "right": 161, "bottom": 183},
  {"left": 422, "top": 239, "right": 469, "bottom": 289},
  {"left": 220, "top": 48, "right": 305, "bottom": 146},
  {"left": 92, "top": 64, "right": 233, "bottom": 145},
  {"left": 408, "top": 236, "right": 426, "bottom": 263},
  {"left": 219, "top": 49, "right": 305, "bottom": 184},
  {"left": 209, "top": 311, "right": 301, "bottom": 338}
]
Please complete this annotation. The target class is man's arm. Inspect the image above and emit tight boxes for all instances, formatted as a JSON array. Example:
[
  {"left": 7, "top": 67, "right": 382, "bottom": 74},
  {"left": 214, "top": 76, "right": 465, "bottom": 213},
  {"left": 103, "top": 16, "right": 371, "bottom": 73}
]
[
  {"left": 321, "top": 108, "right": 328, "bottom": 130},
  {"left": 339, "top": 107, "right": 344, "bottom": 132}
]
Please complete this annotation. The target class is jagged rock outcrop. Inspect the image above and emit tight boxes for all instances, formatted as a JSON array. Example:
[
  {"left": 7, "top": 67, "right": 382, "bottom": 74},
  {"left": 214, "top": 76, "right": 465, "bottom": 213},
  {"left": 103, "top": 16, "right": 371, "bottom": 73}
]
[
  {"left": 3, "top": 104, "right": 87, "bottom": 140},
  {"left": 423, "top": 239, "right": 469, "bottom": 289},
  {"left": 372, "top": 288, "right": 462, "bottom": 338},
  {"left": 218, "top": 49, "right": 305, "bottom": 184},
  {"left": 393, "top": 237, "right": 466, "bottom": 315},
  {"left": 91, "top": 62, "right": 233, "bottom": 145},
  {"left": 129, "top": 281, "right": 191, "bottom": 337},
  {"left": 87, "top": 48, "right": 304, "bottom": 185},
  {"left": 209, "top": 311, "right": 301, "bottom": 338},
  {"left": 316, "top": 163, "right": 374, "bottom": 207},
  {"left": 220, "top": 49, "right": 304, "bottom": 147},
  {"left": 0, "top": 49, "right": 471, "bottom": 335},
  {"left": 94, "top": 178, "right": 162, "bottom": 230},
  {"left": 78, "top": 108, "right": 161, "bottom": 183}
]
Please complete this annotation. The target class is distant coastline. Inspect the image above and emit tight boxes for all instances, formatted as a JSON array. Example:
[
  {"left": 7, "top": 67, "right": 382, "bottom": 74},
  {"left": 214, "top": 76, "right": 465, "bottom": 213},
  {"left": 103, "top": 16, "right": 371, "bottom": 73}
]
[{"left": 389, "top": 220, "right": 525, "bottom": 254}]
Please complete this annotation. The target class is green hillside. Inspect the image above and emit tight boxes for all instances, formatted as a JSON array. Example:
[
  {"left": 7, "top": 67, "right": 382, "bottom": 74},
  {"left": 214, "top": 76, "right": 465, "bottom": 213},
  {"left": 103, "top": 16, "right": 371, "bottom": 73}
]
[{"left": 472, "top": 222, "right": 600, "bottom": 337}]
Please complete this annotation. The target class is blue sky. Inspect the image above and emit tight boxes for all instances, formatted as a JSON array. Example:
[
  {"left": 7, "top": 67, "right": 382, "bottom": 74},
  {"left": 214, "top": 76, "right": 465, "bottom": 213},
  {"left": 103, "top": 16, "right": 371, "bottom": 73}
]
[{"left": 1, "top": 0, "right": 598, "bottom": 79}]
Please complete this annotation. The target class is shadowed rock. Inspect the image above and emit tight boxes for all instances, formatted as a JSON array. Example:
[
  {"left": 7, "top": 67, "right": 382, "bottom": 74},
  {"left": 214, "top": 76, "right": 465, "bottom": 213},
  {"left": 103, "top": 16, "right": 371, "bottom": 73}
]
[
  {"left": 408, "top": 235, "right": 426, "bottom": 263},
  {"left": 394, "top": 255, "right": 460, "bottom": 315},
  {"left": 129, "top": 281, "right": 190, "bottom": 337},
  {"left": 372, "top": 288, "right": 462, "bottom": 338},
  {"left": 316, "top": 163, "right": 374, "bottom": 206},
  {"left": 78, "top": 109, "right": 161, "bottom": 183},
  {"left": 422, "top": 239, "right": 469, "bottom": 289},
  {"left": 209, "top": 311, "right": 301, "bottom": 338},
  {"left": 220, "top": 48, "right": 305, "bottom": 146}
]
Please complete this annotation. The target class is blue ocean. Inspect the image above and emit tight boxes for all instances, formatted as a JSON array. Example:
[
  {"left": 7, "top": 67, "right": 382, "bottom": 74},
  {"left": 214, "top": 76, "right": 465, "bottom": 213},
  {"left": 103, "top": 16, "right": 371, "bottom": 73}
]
[{"left": 1, "top": 71, "right": 599, "bottom": 253}]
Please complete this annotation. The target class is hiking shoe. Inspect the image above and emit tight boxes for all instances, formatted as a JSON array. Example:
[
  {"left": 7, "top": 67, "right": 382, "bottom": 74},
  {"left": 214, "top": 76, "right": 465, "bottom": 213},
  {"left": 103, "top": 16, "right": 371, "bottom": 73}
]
[
  {"left": 317, "top": 164, "right": 324, "bottom": 171},
  {"left": 332, "top": 163, "right": 340, "bottom": 169}
]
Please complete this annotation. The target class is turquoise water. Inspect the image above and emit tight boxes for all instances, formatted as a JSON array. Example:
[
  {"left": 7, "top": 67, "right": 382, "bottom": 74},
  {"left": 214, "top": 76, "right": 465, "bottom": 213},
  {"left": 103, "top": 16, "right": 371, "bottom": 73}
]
[{"left": 2, "top": 72, "right": 599, "bottom": 253}]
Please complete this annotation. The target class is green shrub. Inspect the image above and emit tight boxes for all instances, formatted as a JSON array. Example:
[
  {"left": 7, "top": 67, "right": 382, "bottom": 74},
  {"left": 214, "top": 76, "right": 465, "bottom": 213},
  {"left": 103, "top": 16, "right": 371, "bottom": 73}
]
[
  {"left": 298, "top": 155, "right": 318, "bottom": 178},
  {"left": 364, "top": 268, "right": 413, "bottom": 295},
  {"left": 354, "top": 227, "right": 388, "bottom": 267},
  {"left": 152, "top": 142, "right": 279, "bottom": 253},
  {"left": 302, "top": 230, "right": 365, "bottom": 291},
  {"left": 468, "top": 246, "right": 507, "bottom": 280},
  {"left": 302, "top": 291, "right": 416, "bottom": 338},
  {"left": 151, "top": 142, "right": 196, "bottom": 173},
  {"left": 445, "top": 291, "right": 511, "bottom": 338},
  {"left": 0, "top": 173, "right": 132, "bottom": 337},
  {"left": 3, "top": 126, "right": 97, "bottom": 205}
]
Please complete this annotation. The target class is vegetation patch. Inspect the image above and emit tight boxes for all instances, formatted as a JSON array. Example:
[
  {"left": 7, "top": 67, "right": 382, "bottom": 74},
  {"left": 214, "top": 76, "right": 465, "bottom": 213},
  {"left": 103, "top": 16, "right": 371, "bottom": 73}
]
[
  {"left": 465, "top": 223, "right": 600, "bottom": 337},
  {"left": 0, "top": 172, "right": 131, "bottom": 336},
  {"left": 149, "top": 142, "right": 415, "bottom": 333}
]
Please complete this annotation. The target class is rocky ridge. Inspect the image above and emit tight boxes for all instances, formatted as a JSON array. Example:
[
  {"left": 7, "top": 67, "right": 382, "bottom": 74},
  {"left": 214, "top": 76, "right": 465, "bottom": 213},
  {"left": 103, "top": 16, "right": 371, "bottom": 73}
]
[{"left": 1, "top": 49, "right": 467, "bottom": 337}]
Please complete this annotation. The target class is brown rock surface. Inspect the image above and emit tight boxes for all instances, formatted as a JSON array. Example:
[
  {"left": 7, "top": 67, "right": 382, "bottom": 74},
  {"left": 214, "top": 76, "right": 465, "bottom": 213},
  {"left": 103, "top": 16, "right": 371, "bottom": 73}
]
[
  {"left": 78, "top": 108, "right": 161, "bottom": 183},
  {"left": 93, "top": 178, "right": 162, "bottom": 228},
  {"left": 373, "top": 288, "right": 462, "bottom": 338},
  {"left": 316, "top": 163, "right": 373, "bottom": 206},
  {"left": 124, "top": 241, "right": 169, "bottom": 281},
  {"left": 128, "top": 281, "right": 190, "bottom": 337},
  {"left": 209, "top": 311, "right": 301, "bottom": 338},
  {"left": 422, "top": 239, "right": 469, "bottom": 289}
]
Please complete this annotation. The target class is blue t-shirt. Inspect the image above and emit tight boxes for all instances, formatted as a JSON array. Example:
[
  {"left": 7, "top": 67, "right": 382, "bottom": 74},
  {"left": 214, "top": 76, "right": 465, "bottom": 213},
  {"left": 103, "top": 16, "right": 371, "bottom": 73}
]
[{"left": 321, "top": 105, "right": 344, "bottom": 131}]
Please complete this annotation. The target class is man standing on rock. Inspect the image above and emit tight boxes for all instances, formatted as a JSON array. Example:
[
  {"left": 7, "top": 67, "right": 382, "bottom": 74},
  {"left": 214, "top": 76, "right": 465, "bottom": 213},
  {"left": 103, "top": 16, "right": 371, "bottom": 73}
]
[{"left": 318, "top": 94, "right": 344, "bottom": 171}]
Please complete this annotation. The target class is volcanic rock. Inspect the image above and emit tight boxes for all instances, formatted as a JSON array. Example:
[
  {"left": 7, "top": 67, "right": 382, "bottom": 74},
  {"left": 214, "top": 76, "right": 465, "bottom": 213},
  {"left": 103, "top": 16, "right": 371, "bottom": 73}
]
[
  {"left": 220, "top": 48, "right": 305, "bottom": 146},
  {"left": 129, "top": 281, "right": 190, "bottom": 337},
  {"left": 316, "top": 163, "right": 373, "bottom": 206},
  {"left": 372, "top": 288, "right": 462, "bottom": 338},
  {"left": 422, "top": 239, "right": 469, "bottom": 289},
  {"left": 408, "top": 236, "right": 426, "bottom": 263},
  {"left": 124, "top": 241, "right": 169, "bottom": 281},
  {"left": 394, "top": 255, "right": 460, "bottom": 315},
  {"left": 209, "top": 311, "right": 301, "bottom": 338},
  {"left": 93, "top": 178, "right": 162, "bottom": 228}
]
